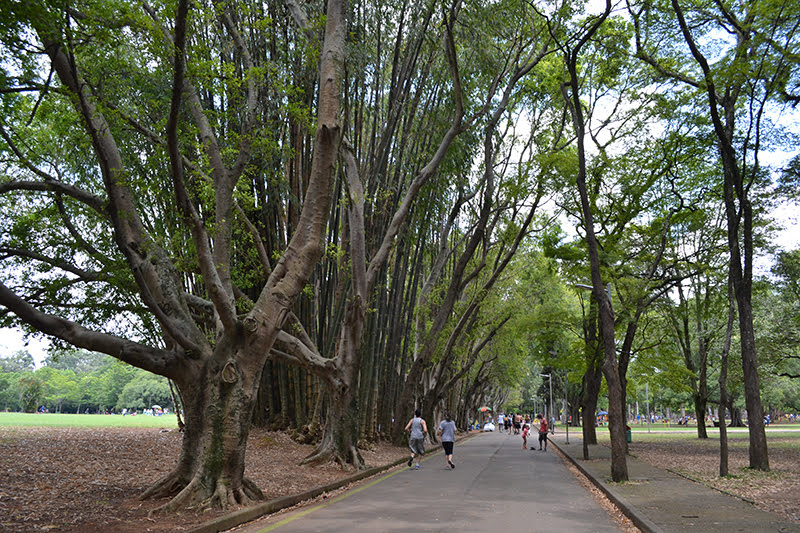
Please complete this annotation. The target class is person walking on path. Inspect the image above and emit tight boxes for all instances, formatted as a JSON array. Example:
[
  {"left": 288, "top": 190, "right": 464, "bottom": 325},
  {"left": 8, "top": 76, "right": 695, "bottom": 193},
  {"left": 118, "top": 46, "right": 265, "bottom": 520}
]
[
  {"left": 537, "top": 414, "right": 548, "bottom": 451},
  {"left": 521, "top": 423, "right": 529, "bottom": 449},
  {"left": 405, "top": 409, "right": 428, "bottom": 469},
  {"left": 438, "top": 411, "right": 457, "bottom": 469}
]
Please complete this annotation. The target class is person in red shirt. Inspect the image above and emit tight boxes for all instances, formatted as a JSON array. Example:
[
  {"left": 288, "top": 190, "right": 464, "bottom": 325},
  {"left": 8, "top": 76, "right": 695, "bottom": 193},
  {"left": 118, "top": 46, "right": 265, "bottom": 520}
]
[
  {"left": 521, "top": 423, "right": 530, "bottom": 449},
  {"left": 538, "top": 414, "right": 548, "bottom": 451}
]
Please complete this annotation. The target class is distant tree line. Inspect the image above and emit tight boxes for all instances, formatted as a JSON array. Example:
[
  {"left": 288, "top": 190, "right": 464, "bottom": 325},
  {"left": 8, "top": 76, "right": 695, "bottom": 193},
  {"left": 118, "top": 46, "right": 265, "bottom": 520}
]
[{"left": 0, "top": 349, "right": 173, "bottom": 414}]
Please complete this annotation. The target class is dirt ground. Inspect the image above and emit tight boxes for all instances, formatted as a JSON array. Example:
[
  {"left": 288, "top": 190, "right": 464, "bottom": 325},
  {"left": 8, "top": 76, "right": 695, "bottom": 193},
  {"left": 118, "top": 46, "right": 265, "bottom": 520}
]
[
  {"left": 628, "top": 436, "right": 800, "bottom": 522},
  {"left": 0, "top": 426, "right": 409, "bottom": 532},
  {"left": 0, "top": 426, "right": 797, "bottom": 532}
]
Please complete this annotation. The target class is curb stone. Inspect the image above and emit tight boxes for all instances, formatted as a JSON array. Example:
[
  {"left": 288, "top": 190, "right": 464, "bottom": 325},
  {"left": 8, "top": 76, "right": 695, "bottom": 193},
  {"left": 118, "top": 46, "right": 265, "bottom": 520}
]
[
  {"left": 189, "top": 432, "right": 478, "bottom": 533},
  {"left": 550, "top": 439, "right": 662, "bottom": 533},
  {"left": 187, "top": 457, "right": 407, "bottom": 533}
]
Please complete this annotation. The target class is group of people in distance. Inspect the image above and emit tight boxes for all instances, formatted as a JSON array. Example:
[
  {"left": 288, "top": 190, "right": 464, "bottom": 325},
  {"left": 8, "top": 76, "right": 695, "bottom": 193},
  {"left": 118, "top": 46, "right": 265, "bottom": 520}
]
[
  {"left": 498, "top": 412, "right": 548, "bottom": 451},
  {"left": 403, "top": 409, "right": 548, "bottom": 471}
]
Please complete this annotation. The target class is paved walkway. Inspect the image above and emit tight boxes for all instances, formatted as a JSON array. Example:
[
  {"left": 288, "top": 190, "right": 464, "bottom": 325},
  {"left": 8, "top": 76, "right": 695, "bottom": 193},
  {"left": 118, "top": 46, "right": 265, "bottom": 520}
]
[
  {"left": 229, "top": 430, "right": 623, "bottom": 532},
  {"left": 550, "top": 433, "right": 800, "bottom": 533}
]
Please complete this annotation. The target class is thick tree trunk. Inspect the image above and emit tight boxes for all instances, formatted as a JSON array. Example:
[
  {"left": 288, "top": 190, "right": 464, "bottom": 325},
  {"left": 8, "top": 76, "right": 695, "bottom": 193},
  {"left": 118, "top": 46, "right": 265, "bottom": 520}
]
[
  {"left": 694, "top": 393, "right": 708, "bottom": 439},
  {"left": 301, "top": 380, "right": 363, "bottom": 468},
  {"left": 729, "top": 404, "right": 744, "bottom": 427},
  {"left": 736, "top": 295, "right": 769, "bottom": 469},
  {"left": 141, "top": 351, "right": 266, "bottom": 512},
  {"left": 580, "top": 360, "right": 602, "bottom": 448},
  {"left": 600, "top": 314, "right": 629, "bottom": 482}
]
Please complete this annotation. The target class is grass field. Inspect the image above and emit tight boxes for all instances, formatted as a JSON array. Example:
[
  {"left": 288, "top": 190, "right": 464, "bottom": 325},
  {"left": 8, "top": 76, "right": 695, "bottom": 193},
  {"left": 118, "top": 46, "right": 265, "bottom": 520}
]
[
  {"left": 589, "top": 424, "right": 800, "bottom": 449},
  {"left": 0, "top": 412, "right": 179, "bottom": 428}
]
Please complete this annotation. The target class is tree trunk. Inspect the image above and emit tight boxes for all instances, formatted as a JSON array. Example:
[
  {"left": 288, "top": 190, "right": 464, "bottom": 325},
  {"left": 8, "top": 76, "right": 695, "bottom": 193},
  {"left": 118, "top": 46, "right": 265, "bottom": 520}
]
[
  {"left": 670, "top": 0, "right": 768, "bottom": 471},
  {"left": 694, "top": 393, "right": 708, "bottom": 439},
  {"left": 719, "top": 285, "right": 735, "bottom": 477},
  {"left": 561, "top": 0, "right": 625, "bottom": 481},
  {"left": 580, "top": 359, "right": 602, "bottom": 447},
  {"left": 141, "top": 353, "right": 265, "bottom": 512},
  {"left": 736, "top": 294, "right": 769, "bottom": 469},
  {"left": 729, "top": 404, "right": 744, "bottom": 427},
  {"left": 301, "top": 378, "right": 363, "bottom": 468}
]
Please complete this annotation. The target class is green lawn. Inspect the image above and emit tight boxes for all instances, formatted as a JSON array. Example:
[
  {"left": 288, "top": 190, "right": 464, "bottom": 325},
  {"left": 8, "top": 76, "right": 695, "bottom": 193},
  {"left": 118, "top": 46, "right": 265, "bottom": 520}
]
[
  {"left": 0, "top": 412, "right": 179, "bottom": 428},
  {"left": 588, "top": 424, "right": 800, "bottom": 446}
]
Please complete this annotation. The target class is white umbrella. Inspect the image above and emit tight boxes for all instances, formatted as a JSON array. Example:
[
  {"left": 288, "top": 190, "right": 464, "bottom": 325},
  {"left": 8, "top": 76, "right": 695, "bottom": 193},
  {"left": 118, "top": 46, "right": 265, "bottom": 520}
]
[{"left": 152, "top": 405, "right": 162, "bottom": 410}]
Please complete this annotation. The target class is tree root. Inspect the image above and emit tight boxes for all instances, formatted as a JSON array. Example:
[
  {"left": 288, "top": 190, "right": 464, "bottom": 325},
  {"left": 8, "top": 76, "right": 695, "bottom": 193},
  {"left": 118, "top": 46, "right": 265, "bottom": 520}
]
[
  {"left": 149, "top": 475, "right": 206, "bottom": 516},
  {"left": 139, "top": 470, "right": 190, "bottom": 501},
  {"left": 145, "top": 473, "right": 265, "bottom": 516},
  {"left": 299, "top": 441, "right": 365, "bottom": 470}
]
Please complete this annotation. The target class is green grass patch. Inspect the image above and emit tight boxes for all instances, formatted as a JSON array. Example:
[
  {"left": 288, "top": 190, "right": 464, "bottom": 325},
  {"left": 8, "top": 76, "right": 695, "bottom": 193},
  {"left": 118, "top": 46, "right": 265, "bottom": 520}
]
[
  {"left": 593, "top": 426, "right": 800, "bottom": 448},
  {"left": 0, "top": 412, "right": 178, "bottom": 429}
]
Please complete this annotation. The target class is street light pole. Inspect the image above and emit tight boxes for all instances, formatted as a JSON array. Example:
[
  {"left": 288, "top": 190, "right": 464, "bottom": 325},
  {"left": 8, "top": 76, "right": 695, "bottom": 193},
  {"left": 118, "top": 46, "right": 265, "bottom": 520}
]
[
  {"left": 564, "top": 370, "right": 569, "bottom": 444},
  {"left": 540, "top": 373, "right": 552, "bottom": 433},
  {"left": 646, "top": 381, "right": 651, "bottom": 434}
]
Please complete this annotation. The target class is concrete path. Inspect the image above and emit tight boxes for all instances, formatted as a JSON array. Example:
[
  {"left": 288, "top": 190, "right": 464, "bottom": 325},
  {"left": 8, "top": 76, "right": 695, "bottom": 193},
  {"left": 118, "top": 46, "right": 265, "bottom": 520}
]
[
  {"left": 551, "top": 433, "right": 800, "bottom": 533},
  {"left": 232, "top": 430, "right": 623, "bottom": 532}
]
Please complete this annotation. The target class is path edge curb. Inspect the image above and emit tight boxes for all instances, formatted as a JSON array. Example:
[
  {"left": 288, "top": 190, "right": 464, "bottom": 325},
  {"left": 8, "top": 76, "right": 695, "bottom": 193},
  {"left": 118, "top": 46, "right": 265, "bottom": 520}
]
[
  {"left": 551, "top": 440, "right": 663, "bottom": 533},
  {"left": 188, "top": 432, "right": 480, "bottom": 533},
  {"left": 187, "top": 457, "right": 407, "bottom": 533}
]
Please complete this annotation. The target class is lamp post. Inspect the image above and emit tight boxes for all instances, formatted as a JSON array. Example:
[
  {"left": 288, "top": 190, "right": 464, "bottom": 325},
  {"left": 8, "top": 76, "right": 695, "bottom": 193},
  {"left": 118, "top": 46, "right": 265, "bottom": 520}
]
[
  {"left": 540, "top": 373, "right": 553, "bottom": 433},
  {"left": 574, "top": 282, "right": 611, "bottom": 305},
  {"left": 564, "top": 370, "right": 569, "bottom": 444},
  {"left": 646, "top": 381, "right": 651, "bottom": 433}
]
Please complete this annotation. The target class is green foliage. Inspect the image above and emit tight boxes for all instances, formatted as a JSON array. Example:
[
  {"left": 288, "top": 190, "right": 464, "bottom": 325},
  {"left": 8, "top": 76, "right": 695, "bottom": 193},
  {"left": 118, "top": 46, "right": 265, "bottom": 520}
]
[
  {"left": 43, "top": 348, "right": 112, "bottom": 374},
  {"left": 0, "top": 350, "right": 173, "bottom": 414},
  {"left": 0, "top": 372, "right": 21, "bottom": 411},
  {"left": 0, "top": 351, "right": 34, "bottom": 373},
  {"left": 17, "top": 374, "right": 42, "bottom": 413},
  {"left": 116, "top": 373, "right": 171, "bottom": 411}
]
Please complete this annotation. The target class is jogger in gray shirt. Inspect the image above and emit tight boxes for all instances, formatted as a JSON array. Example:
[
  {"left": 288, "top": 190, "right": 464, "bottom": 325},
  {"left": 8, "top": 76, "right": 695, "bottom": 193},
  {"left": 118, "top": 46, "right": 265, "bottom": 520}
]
[
  {"left": 438, "top": 411, "right": 457, "bottom": 469},
  {"left": 405, "top": 409, "right": 428, "bottom": 469}
]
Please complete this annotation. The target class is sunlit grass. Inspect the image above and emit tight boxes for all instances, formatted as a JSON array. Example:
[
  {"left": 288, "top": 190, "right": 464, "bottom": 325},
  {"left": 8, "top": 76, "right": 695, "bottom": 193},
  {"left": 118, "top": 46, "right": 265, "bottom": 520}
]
[
  {"left": 0, "top": 412, "right": 178, "bottom": 428},
  {"left": 589, "top": 424, "right": 800, "bottom": 448}
]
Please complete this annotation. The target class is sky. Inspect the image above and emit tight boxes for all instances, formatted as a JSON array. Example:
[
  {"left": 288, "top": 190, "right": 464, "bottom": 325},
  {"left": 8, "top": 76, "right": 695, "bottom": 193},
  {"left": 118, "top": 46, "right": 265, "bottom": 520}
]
[{"left": 1, "top": 327, "right": 51, "bottom": 367}]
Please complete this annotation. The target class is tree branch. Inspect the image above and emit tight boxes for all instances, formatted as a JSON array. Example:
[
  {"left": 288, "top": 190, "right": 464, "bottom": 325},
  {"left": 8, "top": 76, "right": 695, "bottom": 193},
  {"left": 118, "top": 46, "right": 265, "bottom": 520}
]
[{"left": 0, "top": 280, "right": 182, "bottom": 378}]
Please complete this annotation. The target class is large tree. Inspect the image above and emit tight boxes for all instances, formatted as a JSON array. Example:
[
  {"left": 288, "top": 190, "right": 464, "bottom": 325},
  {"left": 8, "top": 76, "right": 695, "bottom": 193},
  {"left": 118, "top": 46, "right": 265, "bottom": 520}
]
[
  {"left": 627, "top": 0, "right": 800, "bottom": 471},
  {"left": 0, "top": 0, "right": 346, "bottom": 511}
]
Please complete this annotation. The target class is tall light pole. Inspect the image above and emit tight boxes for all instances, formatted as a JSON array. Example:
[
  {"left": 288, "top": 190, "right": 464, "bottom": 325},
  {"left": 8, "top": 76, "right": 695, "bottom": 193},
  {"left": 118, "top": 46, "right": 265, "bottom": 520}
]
[
  {"left": 540, "top": 373, "right": 552, "bottom": 433},
  {"left": 646, "top": 381, "right": 651, "bottom": 433},
  {"left": 564, "top": 370, "right": 569, "bottom": 444}
]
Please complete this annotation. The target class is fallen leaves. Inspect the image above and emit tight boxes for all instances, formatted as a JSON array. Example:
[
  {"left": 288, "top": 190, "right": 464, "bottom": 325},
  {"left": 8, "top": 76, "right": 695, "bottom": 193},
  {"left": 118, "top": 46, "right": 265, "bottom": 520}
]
[
  {"left": 0, "top": 426, "right": 408, "bottom": 532},
  {"left": 629, "top": 437, "right": 800, "bottom": 522}
]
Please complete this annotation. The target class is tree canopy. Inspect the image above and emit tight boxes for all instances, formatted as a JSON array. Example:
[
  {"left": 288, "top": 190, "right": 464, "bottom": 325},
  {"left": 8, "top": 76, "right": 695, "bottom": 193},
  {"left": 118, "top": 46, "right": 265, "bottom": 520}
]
[{"left": 1, "top": 0, "right": 798, "bottom": 511}]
